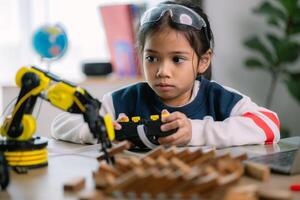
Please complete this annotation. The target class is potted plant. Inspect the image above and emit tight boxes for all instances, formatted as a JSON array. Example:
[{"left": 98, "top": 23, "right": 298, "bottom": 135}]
[{"left": 243, "top": 0, "right": 300, "bottom": 137}]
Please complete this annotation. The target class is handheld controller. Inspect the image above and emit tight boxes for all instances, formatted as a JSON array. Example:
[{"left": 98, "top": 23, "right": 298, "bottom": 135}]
[{"left": 115, "top": 114, "right": 177, "bottom": 150}]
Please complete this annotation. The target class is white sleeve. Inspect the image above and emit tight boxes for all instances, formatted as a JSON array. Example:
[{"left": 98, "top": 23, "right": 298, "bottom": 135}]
[
  {"left": 188, "top": 95, "right": 280, "bottom": 148},
  {"left": 50, "top": 92, "right": 116, "bottom": 144}
]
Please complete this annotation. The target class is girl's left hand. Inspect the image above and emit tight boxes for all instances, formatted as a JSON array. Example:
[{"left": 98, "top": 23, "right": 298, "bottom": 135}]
[{"left": 158, "top": 109, "right": 192, "bottom": 146}]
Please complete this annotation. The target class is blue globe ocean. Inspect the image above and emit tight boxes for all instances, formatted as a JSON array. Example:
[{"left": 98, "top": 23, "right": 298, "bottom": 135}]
[{"left": 32, "top": 25, "right": 68, "bottom": 60}]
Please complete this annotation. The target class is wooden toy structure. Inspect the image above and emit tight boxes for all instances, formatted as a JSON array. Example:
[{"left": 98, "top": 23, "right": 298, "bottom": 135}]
[
  {"left": 93, "top": 141, "right": 247, "bottom": 199},
  {"left": 64, "top": 141, "right": 283, "bottom": 200}
]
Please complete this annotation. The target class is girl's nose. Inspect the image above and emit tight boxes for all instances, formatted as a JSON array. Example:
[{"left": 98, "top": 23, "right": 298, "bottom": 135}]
[{"left": 156, "top": 62, "right": 171, "bottom": 78}]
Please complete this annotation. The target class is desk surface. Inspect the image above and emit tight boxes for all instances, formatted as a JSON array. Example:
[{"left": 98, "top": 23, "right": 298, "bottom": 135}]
[{"left": 1, "top": 137, "right": 300, "bottom": 200}]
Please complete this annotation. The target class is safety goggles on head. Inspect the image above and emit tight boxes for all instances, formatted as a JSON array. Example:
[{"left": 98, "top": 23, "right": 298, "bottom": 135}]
[{"left": 140, "top": 4, "right": 210, "bottom": 44}]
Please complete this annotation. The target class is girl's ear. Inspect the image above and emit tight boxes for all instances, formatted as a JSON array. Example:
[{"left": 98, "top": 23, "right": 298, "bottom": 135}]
[{"left": 197, "top": 49, "right": 212, "bottom": 74}]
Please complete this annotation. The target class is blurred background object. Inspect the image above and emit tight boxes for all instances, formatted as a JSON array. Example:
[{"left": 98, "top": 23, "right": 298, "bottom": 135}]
[
  {"left": 82, "top": 62, "right": 112, "bottom": 76},
  {"left": 32, "top": 24, "right": 68, "bottom": 69},
  {"left": 243, "top": 0, "right": 300, "bottom": 138},
  {"left": 0, "top": 0, "right": 299, "bottom": 138},
  {"left": 100, "top": 3, "right": 146, "bottom": 77}
]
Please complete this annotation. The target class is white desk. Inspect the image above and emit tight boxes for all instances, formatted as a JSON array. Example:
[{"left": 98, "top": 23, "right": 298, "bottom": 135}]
[{"left": 0, "top": 137, "right": 300, "bottom": 200}]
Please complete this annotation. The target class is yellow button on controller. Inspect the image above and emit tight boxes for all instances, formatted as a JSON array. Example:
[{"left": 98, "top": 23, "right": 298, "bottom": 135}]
[
  {"left": 150, "top": 115, "right": 159, "bottom": 121},
  {"left": 131, "top": 116, "right": 141, "bottom": 122}
]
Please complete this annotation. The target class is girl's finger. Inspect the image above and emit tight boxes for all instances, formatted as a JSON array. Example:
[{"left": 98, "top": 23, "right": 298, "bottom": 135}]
[
  {"left": 117, "top": 113, "right": 129, "bottom": 122},
  {"left": 161, "top": 119, "right": 183, "bottom": 131},
  {"left": 113, "top": 121, "right": 122, "bottom": 130}
]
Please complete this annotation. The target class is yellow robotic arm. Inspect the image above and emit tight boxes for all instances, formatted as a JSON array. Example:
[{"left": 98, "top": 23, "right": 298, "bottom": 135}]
[{"left": 0, "top": 66, "right": 115, "bottom": 168}]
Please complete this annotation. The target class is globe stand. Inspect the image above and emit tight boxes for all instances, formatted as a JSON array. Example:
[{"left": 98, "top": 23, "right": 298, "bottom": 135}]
[{"left": 40, "top": 57, "right": 52, "bottom": 71}]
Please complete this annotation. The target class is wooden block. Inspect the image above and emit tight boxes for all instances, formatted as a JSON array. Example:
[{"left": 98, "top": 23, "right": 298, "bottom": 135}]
[
  {"left": 216, "top": 159, "right": 239, "bottom": 175},
  {"left": 156, "top": 156, "right": 170, "bottom": 168},
  {"left": 161, "top": 146, "right": 178, "bottom": 159},
  {"left": 188, "top": 150, "right": 215, "bottom": 166},
  {"left": 176, "top": 148, "right": 191, "bottom": 160},
  {"left": 98, "top": 162, "right": 120, "bottom": 177},
  {"left": 257, "top": 188, "right": 292, "bottom": 200},
  {"left": 234, "top": 153, "right": 248, "bottom": 162},
  {"left": 115, "top": 157, "right": 131, "bottom": 172},
  {"left": 218, "top": 169, "right": 242, "bottom": 186},
  {"left": 127, "top": 167, "right": 160, "bottom": 194},
  {"left": 143, "top": 146, "right": 165, "bottom": 159},
  {"left": 166, "top": 167, "right": 201, "bottom": 195},
  {"left": 159, "top": 170, "right": 185, "bottom": 195},
  {"left": 141, "top": 156, "right": 156, "bottom": 167},
  {"left": 128, "top": 156, "right": 142, "bottom": 166},
  {"left": 244, "top": 161, "right": 270, "bottom": 181},
  {"left": 79, "top": 190, "right": 103, "bottom": 200},
  {"left": 63, "top": 177, "right": 85, "bottom": 192},
  {"left": 121, "top": 168, "right": 154, "bottom": 194},
  {"left": 105, "top": 167, "right": 145, "bottom": 194},
  {"left": 182, "top": 149, "right": 203, "bottom": 163},
  {"left": 224, "top": 184, "right": 258, "bottom": 200},
  {"left": 170, "top": 157, "right": 191, "bottom": 174},
  {"left": 97, "top": 141, "right": 132, "bottom": 161},
  {"left": 182, "top": 172, "right": 218, "bottom": 196}
]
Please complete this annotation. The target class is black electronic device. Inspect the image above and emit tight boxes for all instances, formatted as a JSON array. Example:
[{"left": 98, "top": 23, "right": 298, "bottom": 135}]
[
  {"left": 82, "top": 62, "right": 112, "bottom": 76},
  {"left": 115, "top": 115, "right": 177, "bottom": 150}
]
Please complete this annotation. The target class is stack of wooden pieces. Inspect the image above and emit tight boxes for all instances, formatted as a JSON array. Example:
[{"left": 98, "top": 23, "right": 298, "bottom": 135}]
[{"left": 93, "top": 145, "right": 246, "bottom": 199}]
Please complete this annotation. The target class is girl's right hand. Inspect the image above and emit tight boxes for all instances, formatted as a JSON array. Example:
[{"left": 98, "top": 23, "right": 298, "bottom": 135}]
[{"left": 113, "top": 113, "right": 129, "bottom": 131}]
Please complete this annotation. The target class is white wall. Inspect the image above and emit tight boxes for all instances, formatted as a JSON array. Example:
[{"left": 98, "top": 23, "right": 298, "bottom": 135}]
[
  {"left": 205, "top": 0, "right": 300, "bottom": 136},
  {"left": 1, "top": 0, "right": 299, "bottom": 137}
]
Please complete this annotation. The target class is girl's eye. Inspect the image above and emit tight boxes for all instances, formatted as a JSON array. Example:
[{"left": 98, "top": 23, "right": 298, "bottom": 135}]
[
  {"left": 145, "top": 56, "right": 158, "bottom": 63},
  {"left": 173, "top": 56, "right": 185, "bottom": 63}
]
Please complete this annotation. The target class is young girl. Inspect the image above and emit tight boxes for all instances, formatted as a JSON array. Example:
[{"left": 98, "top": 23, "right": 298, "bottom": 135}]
[{"left": 51, "top": 0, "right": 280, "bottom": 148}]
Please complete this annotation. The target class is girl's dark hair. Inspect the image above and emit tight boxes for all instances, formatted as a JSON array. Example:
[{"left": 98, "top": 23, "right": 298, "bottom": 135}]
[{"left": 137, "top": 0, "right": 214, "bottom": 80}]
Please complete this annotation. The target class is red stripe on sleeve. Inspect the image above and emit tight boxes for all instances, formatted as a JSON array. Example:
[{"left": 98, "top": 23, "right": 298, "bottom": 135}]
[
  {"left": 243, "top": 112, "right": 274, "bottom": 144},
  {"left": 260, "top": 111, "right": 280, "bottom": 129}
]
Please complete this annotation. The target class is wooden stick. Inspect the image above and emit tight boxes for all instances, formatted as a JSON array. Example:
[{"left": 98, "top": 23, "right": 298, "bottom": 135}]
[
  {"left": 63, "top": 177, "right": 85, "bottom": 192},
  {"left": 143, "top": 146, "right": 165, "bottom": 159},
  {"left": 141, "top": 156, "right": 156, "bottom": 167},
  {"left": 224, "top": 184, "right": 258, "bottom": 200},
  {"left": 233, "top": 153, "right": 248, "bottom": 162},
  {"left": 97, "top": 162, "right": 120, "bottom": 177},
  {"left": 188, "top": 150, "right": 215, "bottom": 166},
  {"left": 181, "top": 149, "right": 203, "bottom": 163},
  {"left": 161, "top": 146, "right": 178, "bottom": 159},
  {"left": 181, "top": 172, "right": 218, "bottom": 196},
  {"left": 105, "top": 167, "right": 145, "bottom": 194},
  {"left": 244, "top": 161, "right": 270, "bottom": 181},
  {"left": 97, "top": 141, "right": 132, "bottom": 161},
  {"left": 170, "top": 157, "right": 191, "bottom": 174},
  {"left": 79, "top": 190, "right": 104, "bottom": 200},
  {"left": 156, "top": 156, "right": 170, "bottom": 168},
  {"left": 257, "top": 188, "right": 292, "bottom": 200},
  {"left": 176, "top": 148, "right": 191, "bottom": 160},
  {"left": 114, "top": 157, "right": 131, "bottom": 172}
]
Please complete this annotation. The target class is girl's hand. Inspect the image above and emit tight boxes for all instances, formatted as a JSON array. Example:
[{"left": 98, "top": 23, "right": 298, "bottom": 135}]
[
  {"left": 158, "top": 109, "right": 192, "bottom": 146},
  {"left": 113, "top": 113, "right": 131, "bottom": 144},
  {"left": 113, "top": 113, "right": 129, "bottom": 130}
]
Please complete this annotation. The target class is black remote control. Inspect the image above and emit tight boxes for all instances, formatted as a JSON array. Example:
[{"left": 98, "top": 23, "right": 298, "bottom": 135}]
[{"left": 115, "top": 116, "right": 177, "bottom": 149}]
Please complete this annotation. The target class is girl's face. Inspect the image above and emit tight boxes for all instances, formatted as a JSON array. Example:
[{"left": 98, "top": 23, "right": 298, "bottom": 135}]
[{"left": 143, "top": 26, "right": 209, "bottom": 107}]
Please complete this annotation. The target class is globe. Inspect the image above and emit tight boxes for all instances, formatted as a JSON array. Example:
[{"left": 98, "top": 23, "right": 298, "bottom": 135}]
[{"left": 32, "top": 24, "right": 68, "bottom": 60}]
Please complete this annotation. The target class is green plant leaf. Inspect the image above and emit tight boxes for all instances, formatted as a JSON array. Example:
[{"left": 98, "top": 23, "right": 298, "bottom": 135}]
[
  {"left": 277, "top": 40, "right": 300, "bottom": 63},
  {"left": 254, "top": 1, "right": 287, "bottom": 22},
  {"left": 285, "top": 72, "right": 300, "bottom": 103},
  {"left": 266, "top": 33, "right": 280, "bottom": 45},
  {"left": 287, "top": 20, "right": 300, "bottom": 35},
  {"left": 244, "top": 36, "right": 275, "bottom": 65},
  {"left": 277, "top": 0, "right": 298, "bottom": 16},
  {"left": 266, "top": 33, "right": 300, "bottom": 64},
  {"left": 267, "top": 17, "right": 281, "bottom": 28},
  {"left": 245, "top": 58, "right": 266, "bottom": 69}
]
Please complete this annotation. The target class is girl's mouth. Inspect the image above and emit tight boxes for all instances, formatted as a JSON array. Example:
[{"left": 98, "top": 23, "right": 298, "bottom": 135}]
[{"left": 155, "top": 83, "right": 174, "bottom": 91}]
